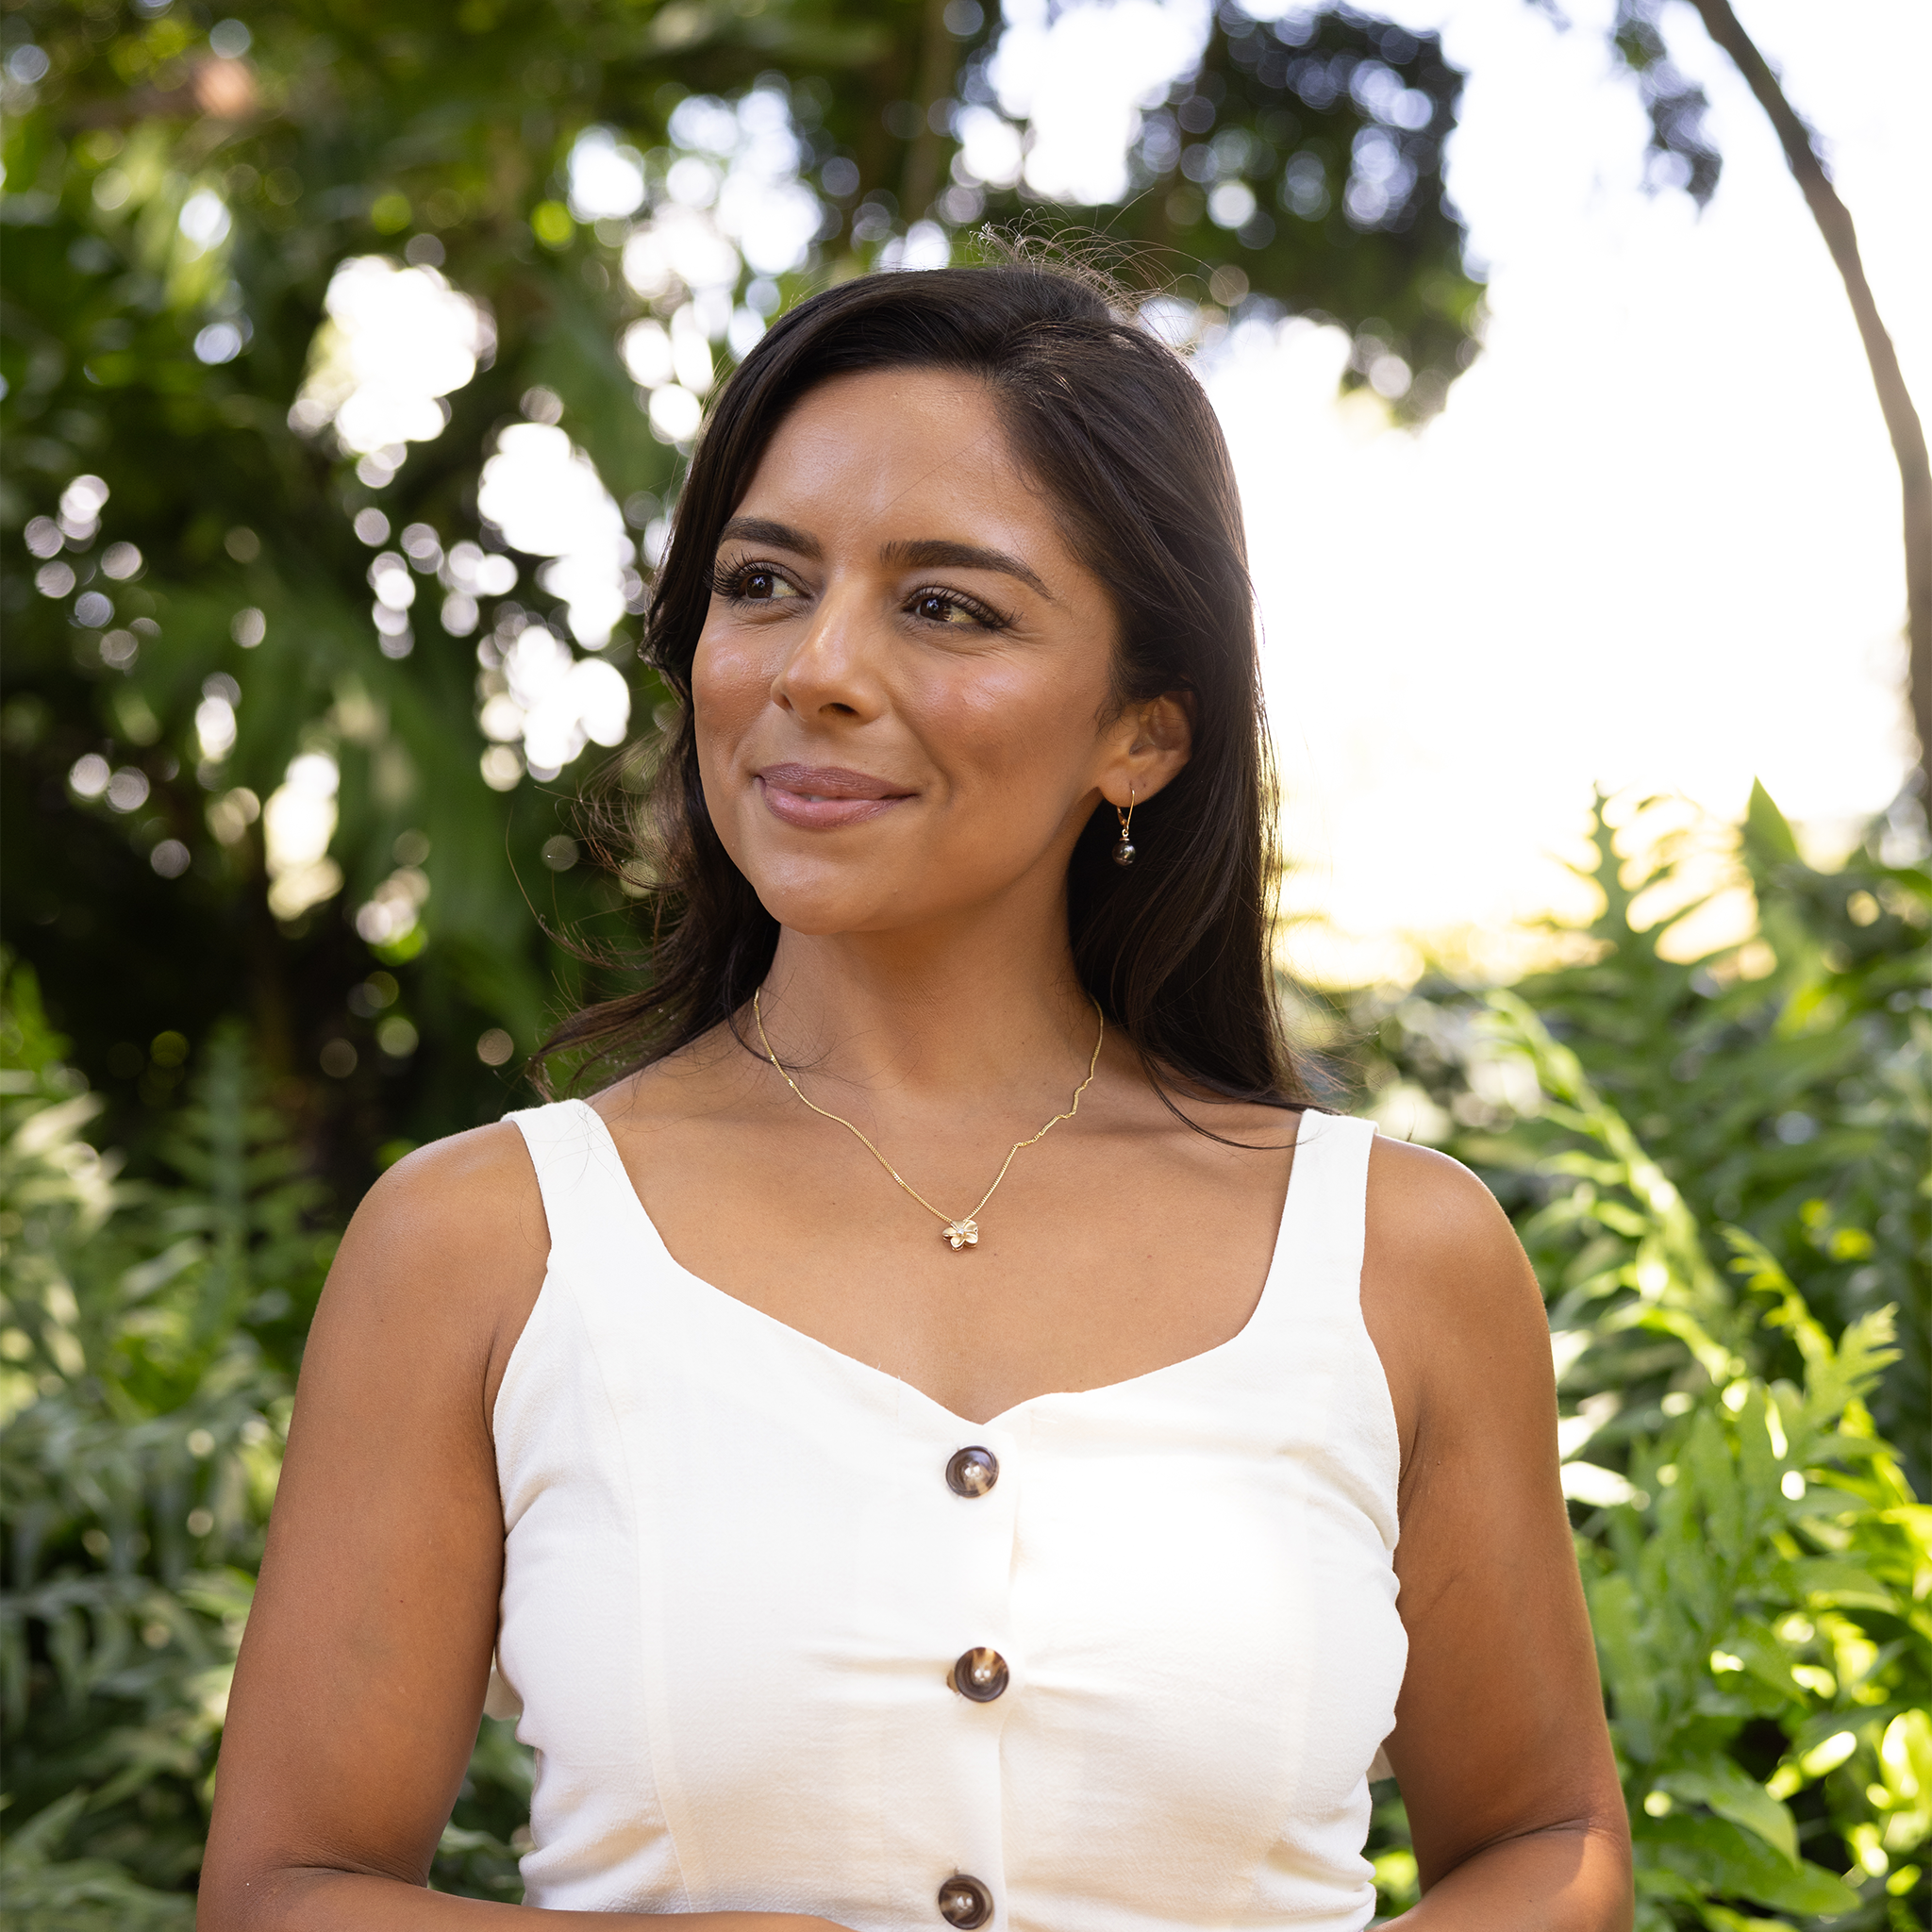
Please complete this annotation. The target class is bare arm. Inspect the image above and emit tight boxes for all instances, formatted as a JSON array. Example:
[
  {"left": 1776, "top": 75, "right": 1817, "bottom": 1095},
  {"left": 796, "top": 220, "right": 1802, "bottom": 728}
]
[
  {"left": 1361, "top": 1141, "right": 1632, "bottom": 1931},
  {"left": 197, "top": 1124, "right": 845, "bottom": 1932}
]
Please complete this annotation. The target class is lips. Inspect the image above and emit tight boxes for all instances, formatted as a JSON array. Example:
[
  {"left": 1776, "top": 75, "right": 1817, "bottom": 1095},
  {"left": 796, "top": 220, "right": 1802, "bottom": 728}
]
[{"left": 756, "top": 762, "right": 915, "bottom": 830}]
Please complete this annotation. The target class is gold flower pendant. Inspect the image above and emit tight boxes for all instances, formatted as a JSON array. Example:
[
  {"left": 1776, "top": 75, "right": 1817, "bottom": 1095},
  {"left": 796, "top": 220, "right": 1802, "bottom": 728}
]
[{"left": 941, "top": 1219, "right": 980, "bottom": 1251}]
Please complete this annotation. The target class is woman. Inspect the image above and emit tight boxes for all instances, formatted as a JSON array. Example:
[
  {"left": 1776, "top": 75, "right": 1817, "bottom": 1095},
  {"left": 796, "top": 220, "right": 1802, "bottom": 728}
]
[{"left": 201, "top": 261, "right": 1630, "bottom": 1930}]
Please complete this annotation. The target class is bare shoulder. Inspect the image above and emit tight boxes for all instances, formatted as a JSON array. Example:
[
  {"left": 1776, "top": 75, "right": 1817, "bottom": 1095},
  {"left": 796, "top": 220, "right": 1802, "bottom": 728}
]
[
  {"left": 308, "top": 1121, "right": 549, "bottom": 1413},
  {"left": 1363, "top": 1135, "right": 1519, "bottom": 1274},
  {"left": 1359, "top": 1135, "right": 1553, "bottom": 1460},
  {"left": 347, "top": 1119, "right": 549, "bottom": 1272}
]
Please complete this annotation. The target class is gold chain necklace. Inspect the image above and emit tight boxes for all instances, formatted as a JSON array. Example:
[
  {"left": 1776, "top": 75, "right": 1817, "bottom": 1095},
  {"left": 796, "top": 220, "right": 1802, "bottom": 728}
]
[{"left": 750, "top": 989, "right": 1106, "bottom": 1250}]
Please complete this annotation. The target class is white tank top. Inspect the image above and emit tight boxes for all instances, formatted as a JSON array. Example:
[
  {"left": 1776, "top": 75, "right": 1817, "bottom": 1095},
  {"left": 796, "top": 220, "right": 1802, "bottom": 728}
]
[{"left": 492, "top": 1098, "right": 1405, "bottom": 1931}]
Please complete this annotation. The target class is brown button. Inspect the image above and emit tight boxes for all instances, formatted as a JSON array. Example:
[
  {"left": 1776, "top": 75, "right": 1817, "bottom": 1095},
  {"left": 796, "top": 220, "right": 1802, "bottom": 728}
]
[
  {"left": 949, "top": 1646, "right": 1009, "bottom": 1703},
  {"left": 945, "top": 1446, "right": 998, "bottom": 1497},
  {"left": 937, "top": 1874, "right": 993, "bottom": 1928}
]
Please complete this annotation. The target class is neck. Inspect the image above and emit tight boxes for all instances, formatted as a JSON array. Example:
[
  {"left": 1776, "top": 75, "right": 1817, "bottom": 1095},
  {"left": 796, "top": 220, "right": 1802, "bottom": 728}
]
[{"left": 751, "top": 896, "right": 1100, "bottom": 1118}]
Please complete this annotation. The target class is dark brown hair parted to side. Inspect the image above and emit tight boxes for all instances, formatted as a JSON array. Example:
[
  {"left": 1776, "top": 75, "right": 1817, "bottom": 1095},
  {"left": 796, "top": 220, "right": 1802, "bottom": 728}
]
[{"left": 539, "top": 255, "right": 1319, "bottom": 1118}]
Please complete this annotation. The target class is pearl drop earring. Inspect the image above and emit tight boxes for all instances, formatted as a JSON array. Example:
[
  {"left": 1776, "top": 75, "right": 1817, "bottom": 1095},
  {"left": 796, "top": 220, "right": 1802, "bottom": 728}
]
[{"left": 1112, "top": 786, "right": 1137, "bottom": 868}]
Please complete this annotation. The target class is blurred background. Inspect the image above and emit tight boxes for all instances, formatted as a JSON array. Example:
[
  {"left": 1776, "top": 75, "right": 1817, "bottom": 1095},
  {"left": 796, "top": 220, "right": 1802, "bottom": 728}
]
[{"left": 2, "top": 2, "right": 1926, "bottom": 1924}]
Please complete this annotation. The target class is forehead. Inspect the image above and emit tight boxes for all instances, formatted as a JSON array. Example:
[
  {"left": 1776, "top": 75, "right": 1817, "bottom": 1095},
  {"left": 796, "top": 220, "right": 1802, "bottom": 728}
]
[{"left": 734, "top": 366, "right": 1056, "bottom": 543}]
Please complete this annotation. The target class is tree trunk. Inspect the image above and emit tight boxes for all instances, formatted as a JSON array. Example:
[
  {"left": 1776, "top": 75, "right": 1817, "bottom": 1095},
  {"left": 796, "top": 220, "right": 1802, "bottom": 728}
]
[{"left": 1685, "top": 0, "right": 1932, "bottom": 788}]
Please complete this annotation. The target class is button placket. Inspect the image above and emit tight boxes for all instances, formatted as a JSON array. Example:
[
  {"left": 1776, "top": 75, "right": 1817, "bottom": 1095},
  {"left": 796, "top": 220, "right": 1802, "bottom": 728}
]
[
  {"left": 930, "top": 1430, "right": 1018, "bottom": 1928},
  {"left": 941, "top": 1438, "right": 1016, "bottom": 1707}
]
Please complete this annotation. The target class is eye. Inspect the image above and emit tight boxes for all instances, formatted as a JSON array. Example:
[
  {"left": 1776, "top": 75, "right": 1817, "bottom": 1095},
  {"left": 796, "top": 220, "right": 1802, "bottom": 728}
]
[
  {"left": 908, "top": 588, "right": 1003, "bottom": 630},
  {"left": 713, "top": 560, "right": 803, "bottom": 604}
]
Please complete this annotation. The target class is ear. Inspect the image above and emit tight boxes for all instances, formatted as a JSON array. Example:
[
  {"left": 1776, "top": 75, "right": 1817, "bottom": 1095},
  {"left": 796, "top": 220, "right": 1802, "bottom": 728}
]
[{"left": 1097, "top": 691, "right": 1193, "bottom": 809}]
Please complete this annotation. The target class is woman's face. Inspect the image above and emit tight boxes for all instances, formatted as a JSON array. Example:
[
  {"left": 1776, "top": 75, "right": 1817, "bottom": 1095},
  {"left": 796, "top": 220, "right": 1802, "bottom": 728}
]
[{"left": 691, "top": 366, "right": 1190, "bottom": 939}]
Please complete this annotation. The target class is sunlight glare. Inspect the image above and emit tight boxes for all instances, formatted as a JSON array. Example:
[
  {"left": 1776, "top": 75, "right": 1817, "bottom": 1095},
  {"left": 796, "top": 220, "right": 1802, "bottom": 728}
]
[{"left": 289, "top": 257, "right": 494, "bottom": 457}]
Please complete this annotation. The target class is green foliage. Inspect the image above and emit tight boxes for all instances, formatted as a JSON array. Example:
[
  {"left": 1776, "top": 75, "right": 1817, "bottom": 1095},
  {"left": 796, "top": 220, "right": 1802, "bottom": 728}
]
[
  {"left": 1352, "top": 792, "right": 1930, "bottom": 1929},
  {"left": 1, "top": 962, "right": 291, "bottom": 1913},
  {"left": 1603, "top": 1247, "right": 1928, "bottom": 1932},
  {"left": 1, "top": 1788, "right": 194, "bottom": 1932},
  {"left": 1606, "top": 0, "right": 1724, "bottom": 206},
  {"left": 1356, "top": 786, "right": 1931, "bottom": 1488},
  {"left": 0, "top": 960, "right": 526, "bottom": 1919},
  {"left": 1010, "top": 5, "right": 1484, "bottom": 410},
  {"left": 1507, "top": 1013, "right": 1925, "bottom": 1930}
]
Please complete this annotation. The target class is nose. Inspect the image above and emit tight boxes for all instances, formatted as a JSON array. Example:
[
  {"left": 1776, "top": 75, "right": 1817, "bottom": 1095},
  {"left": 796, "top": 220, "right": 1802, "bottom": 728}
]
[{"left": 770, "top": 583, "right": 887, "bottom": 724}]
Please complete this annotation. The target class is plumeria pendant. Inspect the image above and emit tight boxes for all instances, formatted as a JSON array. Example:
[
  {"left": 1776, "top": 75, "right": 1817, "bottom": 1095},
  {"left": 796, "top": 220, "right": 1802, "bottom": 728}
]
[{"left": 751, "top": 987, "right": 1103, "bottom": 1267}]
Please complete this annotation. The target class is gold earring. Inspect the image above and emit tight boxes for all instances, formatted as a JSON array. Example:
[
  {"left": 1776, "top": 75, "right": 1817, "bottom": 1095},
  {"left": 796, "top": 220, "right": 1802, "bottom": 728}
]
[{"left": 1112, "top": 785, "right": 1137, "bottom": 868}]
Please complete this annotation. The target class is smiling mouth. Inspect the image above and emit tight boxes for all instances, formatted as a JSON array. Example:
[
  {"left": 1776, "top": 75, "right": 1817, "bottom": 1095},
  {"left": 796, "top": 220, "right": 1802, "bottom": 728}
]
[{"left": 756, "top": 763, "right": 915, "bottom": 829}]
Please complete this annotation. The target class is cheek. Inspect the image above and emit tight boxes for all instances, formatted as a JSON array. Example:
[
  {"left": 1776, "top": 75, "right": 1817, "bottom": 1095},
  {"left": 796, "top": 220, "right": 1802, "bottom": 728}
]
[
  {"left": 911, "top": 650, "right": 1107, "bottom": 798},
  {"left": 691, "top": 625, "right": 771, "bottom": 742}
]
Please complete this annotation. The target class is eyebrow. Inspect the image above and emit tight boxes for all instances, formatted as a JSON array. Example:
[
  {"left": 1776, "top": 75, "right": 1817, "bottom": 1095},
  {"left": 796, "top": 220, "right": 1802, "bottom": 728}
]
[
  {"left": 881, "top": 539, "right": 1052, "bottom": 601},
  {"left": 719, "top": 516, "right": 821, "bottom": 558},
  {"left": 716, "top": 518, "right": 1052, "bottom": 601}
]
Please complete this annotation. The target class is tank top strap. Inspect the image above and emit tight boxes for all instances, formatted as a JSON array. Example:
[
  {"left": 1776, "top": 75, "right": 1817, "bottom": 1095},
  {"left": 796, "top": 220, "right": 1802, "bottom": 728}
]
[
  {"left": 1283, "top": 1108, "right": 1377, "bottom": 1254},
  {"left": 504, "top": 1096, "right": 648, "bottom": 1284},
  {"left": 1254, "top": 1109, "right": 1378, "bottom": 1327}
]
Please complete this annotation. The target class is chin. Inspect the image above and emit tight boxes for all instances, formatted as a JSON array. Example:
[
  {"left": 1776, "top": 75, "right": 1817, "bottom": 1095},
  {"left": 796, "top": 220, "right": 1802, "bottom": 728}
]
[{"left": 741, "top": 858, "right": 898, "bottom": 937}]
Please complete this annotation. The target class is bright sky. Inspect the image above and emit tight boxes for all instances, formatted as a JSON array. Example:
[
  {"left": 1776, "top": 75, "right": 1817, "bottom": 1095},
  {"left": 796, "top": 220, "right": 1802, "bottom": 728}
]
[{"left": 1157, "top": 0, "right": 1927, "bottom": 982}]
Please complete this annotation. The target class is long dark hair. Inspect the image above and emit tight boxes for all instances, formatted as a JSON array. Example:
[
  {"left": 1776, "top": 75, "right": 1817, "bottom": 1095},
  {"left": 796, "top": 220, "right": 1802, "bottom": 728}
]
[{"left": 541, "top": 258, "right": 1316, "bottom": 1115}]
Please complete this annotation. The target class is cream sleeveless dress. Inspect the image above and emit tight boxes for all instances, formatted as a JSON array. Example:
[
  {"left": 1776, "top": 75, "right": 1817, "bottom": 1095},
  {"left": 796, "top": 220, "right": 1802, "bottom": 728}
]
[{"left": 491, "top": 1099, "right": 1405, "bottom": 1930}]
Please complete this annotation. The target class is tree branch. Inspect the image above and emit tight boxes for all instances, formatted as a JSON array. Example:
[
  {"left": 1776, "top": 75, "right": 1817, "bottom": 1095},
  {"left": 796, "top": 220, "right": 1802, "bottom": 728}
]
[{"left": 1684, "top": 0, "right": 1931, "bottom": 785}]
